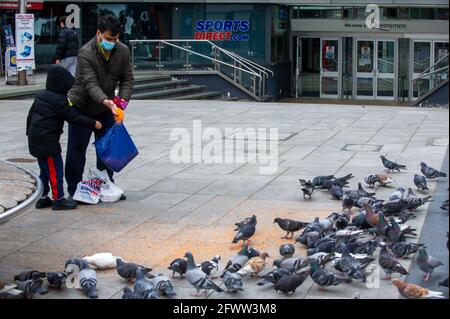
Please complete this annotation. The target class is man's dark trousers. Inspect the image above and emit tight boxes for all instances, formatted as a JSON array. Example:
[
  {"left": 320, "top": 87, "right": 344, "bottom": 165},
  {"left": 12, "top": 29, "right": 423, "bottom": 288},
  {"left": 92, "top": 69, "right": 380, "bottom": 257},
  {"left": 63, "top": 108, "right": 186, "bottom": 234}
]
[{"left": 65, "top": 107, "right": 115, "bottom": 197}]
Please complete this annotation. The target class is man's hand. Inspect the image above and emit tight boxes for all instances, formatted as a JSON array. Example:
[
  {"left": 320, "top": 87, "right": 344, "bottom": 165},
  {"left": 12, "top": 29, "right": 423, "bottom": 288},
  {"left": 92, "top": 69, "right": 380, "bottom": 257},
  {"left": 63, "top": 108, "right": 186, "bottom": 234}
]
[
  {"left": 102, "top": 99, "right": 117, "bottom": 115},
  {"left": 95, "top": 121, "right": 102, "bottom": 130}
]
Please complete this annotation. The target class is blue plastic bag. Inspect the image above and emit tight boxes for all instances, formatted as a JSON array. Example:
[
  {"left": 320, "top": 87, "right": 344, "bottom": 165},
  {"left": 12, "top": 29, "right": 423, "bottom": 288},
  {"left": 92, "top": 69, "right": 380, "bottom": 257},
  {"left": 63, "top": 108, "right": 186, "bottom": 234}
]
[{"left": 94, "top": 123, "right": 138, "bottom": 172}]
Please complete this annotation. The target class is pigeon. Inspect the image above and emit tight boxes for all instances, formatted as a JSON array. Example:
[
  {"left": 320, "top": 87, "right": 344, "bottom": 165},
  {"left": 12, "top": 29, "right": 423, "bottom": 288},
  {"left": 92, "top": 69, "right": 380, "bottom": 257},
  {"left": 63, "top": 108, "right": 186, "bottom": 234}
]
[
  {"left": 273, "top": 218, "right": 308, "bottom": 239},
  {"left": 392, "top": 279, "right": 445, "bottom": 299},
  {"left": 357, "top": 183, "right": 376, "bottom": 198},
  {"left": 380, "top": 155, "right": 407, "bottom": 172},
  {"left": 439, "top": 277, "right": 449, "bottom": 288},
  {"left": 309, "top": 261, "right": 351, "bottom": 291},
  {"left": 273, "top": 257, "right": 306, "bottom": 273},
  {"left": 14, "top": 270, "right": 46, "bottom": 282},
  {"left": 299, "top": 179, "right": 317, "bottom": 199},
  {"left": 416, "top": 248, "right": 443, "bottom": 281},
  {"left": 330, "top": 183, "right": 344, "bottom": 200},
  {"left": 420, "top": 162, "right": 447, "bottom": 179},
  {"left": 83, "top": 252, "right": 120, "bottom": 270},
  {"left": 312, "top": 175, "right": 335, "bottom": 188},
  {"left": 116, "top": 258, "right": 152, "bottom": 282},
  {"left": 323, "top": 174, "right": 354, "bottom": 190},
  {"left": 333, "top": 246, "right": 373, "bottom": 282},
  {"left": 334, "top": 213, "right": 350, "bottom": 230},
  {"left": 122, "top": 287, "right": 144, "bottom": 299},
  {"left": 380, "top": 199, "right": 409, "bottom": 216},
  {"left": 198, "top": 255, "right": 220, "bottom": 278},
  {"left": 234, "top": 215, "right": 257, "bottom": 231},
  {"left": 405, "top": 189, "right": 432, "bottom": 211},
  {"left": 307, "top": 238, "right": 336, "bottom": 255},
  {"left": 232, "top": 215, "right": 257, "bottom": 244},
  {"left": 414, "top": 174, "right": 429, "bottom": 191},
  {"left": 222, "top": 271, "right": 244, "bottom": 293},
  {"left": 151, "top": 273, "right": 176, "bottom": 297},
  {"left": 305, "top": 252, "right": 335, "bottom": 267},
  {"left": 79, "top": 261, "right": 98, "bottom": 299},
  {"left": 343, "top": 197, "right": 355, "bottom": 212},
  {"left": 319, "top": 212, "right": 340, "bottom": 231},
  {"left": 279, "top": 243, "right": 296, "bottom": 258},
  {"left": 256, "top": 268, "right": 292, "bottom": 286},
  {"left": 46, "top": 272, "right": 67, "bottom": 289},
  {"left": 222, "top": 245, "right": 260, "bottom": 275},
  {"left": 15, "top": 279, "right": 47, "bottom": 299},
  {"left": 237, "top": 252, "right": 270, "bottom": 277},
  {"left": 441, "top": 199, "right": 449, "bottom": 211},
  {"left": 134, "top": 268, "right": 159, "bottom": 299},
  {"left": 65, "top": 258, "right": 86, "bottom": 272},
  {"left": 273, "top": 270, "right": 311, "bottom": 294},
  {"left": 364, "top": 203, "right": 380, "bottom": 226},
  {"left": 390, "top": 242, "right": 424, "bottom": 259},
  {"left": 364, "top": 173, "right": 394, "bottom": 187},
  {"left": 378, "top": 243, "right": 408, "bottom": 279},
  {"left": 168, "top": 258, "right": 187, "bottom": 278},
  {"left": 389, "top": 188, "right": 405, "bottom": 201},
  {"left": 184, "top": 252, "right": 224, "bottom": 296}
]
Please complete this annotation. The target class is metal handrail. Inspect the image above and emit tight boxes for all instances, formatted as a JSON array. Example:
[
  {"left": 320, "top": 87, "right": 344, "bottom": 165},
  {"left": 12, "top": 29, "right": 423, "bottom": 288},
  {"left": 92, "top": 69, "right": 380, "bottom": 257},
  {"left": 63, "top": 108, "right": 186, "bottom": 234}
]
[
  {"left": 413, "top": 52, "right": 449, "bottom": 80},
  {"left": 129, "top": 39, "right": 272, "bottom": 99},
  {"left": 414, "top": 66, "right": 449, "bottom": 80}
]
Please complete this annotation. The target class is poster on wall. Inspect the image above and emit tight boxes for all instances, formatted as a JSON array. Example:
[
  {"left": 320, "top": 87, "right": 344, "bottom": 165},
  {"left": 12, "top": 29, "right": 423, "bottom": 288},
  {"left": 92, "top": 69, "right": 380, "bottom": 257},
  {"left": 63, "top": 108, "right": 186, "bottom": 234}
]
[
  {"left": 3, "top": 25, "right": 15, "bottom": 48},
  {"left": 438, "top": 49, "right": 448, "bottom": 61},
  {"left": 360, "top": 46, "right": 371, "bottom": 66},
  {"left": 15, "top": 13, "right": 35, "bottom": 71},
  {"left": 325, "top": 46, "right": 335, "bottom": 60}
]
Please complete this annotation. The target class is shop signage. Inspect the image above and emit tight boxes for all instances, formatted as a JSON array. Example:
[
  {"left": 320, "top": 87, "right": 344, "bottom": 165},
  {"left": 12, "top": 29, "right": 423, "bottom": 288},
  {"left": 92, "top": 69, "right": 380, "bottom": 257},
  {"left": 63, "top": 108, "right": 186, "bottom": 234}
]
[
  {"left": 3, "top": 24, "right": 15, "bottom": 48},
  {"left": 0, "top": 1, "right": 43, "bottom": 10},
  {"left": 195, "top": 20, "right": 250, "bottom": 41},
  {"left": 15, "top": 13, "right": 35, "bottom": 71},
  {"left": 5, "top": 47, "right": 17, "bottom": 77}
]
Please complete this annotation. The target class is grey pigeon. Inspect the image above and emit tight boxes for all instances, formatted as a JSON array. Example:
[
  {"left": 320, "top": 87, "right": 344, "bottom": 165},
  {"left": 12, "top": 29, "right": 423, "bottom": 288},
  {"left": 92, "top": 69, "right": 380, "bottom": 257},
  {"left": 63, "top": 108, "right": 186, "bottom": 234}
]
[
  {"left": 151, "top": 273, "right": 176, "bottom": 297},
  {"left": 343, "top": 197, "right": 355, "bottom": 212},
  {"left": 234, "top": 215, "right": 257, "bottom": 231},
  {"left": 389, "top": 188, "right": 405, "bottom": 201},
  {"left": 334, "top": 213, "right": 350, "bottom": 230},
  {"left": 273, "top": 270, "right": 311, "bottom": 294},
  {"left": 299, "top": 179, "right": 317, "bottom": 199},
  {"left": 222, "top": 245, "right": 260, "bottom": 275},
  {"left": 330, "top": 183, "right": 343, "bottom": 200},
  {"left": 273, "top": 257, "right": 306, "bottom": 272},
  {"left": 134, "top": 268, "right": 159, "bottom": 299},
  {"left": 416, "top": 248, "right": 443, "bottom": 281},
  {"left": 323, "top": 174, "right": 354, "bottom": 190},
  {"left": 79, "top": 261, "right": 98, "bottom": 299},
  {"left": 405, "top": 188, "right": 432, "bottom": 211},
  {"left": 273, "top": 218, "right": 308, "bottom": 239},
  {"left": 333, "top": 246, "right": 373, "bottom": 282},
  {"left": 65, "top": 258, "right": 85, "bottom": 271},
  {"left": 305, "top": 252, "right": 335, "bottom": 267},
  {"left": 309, "top": 262, "right": 351, "bottom": 290},
  {"left": 184, "top": 252, "right": 224, "bottom": 296},
  {"left": 122, "top": 287, "right": 144, "bottom": 299},
  {"left": 378, "top": 243, "right": 408, "bottom": 279},
  {"left": 116, "top": 258, "right": 152, "bottom": 282},
  {"left": 414, "top": 174, "right": 429, "bottom": 191},
  {"left": 222, "top": 271, "right": 244, "bottom": 293},
  {"left": 279, "top": 243, "right": 296, "bottom": 258},
  {"left": 168, "top": 258, "right": 187, "bottom": 278},
  {"left": 390, "top": 242, "right": 424, "bottom": 259},
  {"left": 14, "top": 270, "right": 46, "bottom": 282},
  {"left": 357, "top": 183, "right": 376, "bottom": 198},
  {"left": 420, "top": 162, "right": 447, "bottom": 179},
  {"left": 257, "top": 268, "right": 292, "bottom": 286},
  {"left": 440, "top": 199, "right": 449, "bottom": 211},
  {"left": 312, "top": 175, "right": 335, "bottom": 188},
  {"left": 380, "top": 155, "right": 407, "bottom": 172},
  {"left": 232, "top": 215, "right": 257, "bottom": 244},
  {"left": 439, "top": 278, "right": 449, "bottom": 288},
  {"left": 16, "top": 279, "right": 47, "bottom": 299},
  {"left": 198, "top": 255, "right": 220, "bottom": 278},
  {"left": 46, "top": 272, "right": 67, "bottom": 289}
]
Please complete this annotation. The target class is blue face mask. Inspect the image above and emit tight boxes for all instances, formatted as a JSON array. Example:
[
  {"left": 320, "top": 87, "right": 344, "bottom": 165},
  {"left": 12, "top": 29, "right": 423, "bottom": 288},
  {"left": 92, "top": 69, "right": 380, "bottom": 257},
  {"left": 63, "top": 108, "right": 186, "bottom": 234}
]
[{"left": 99, "top": 34, "right": 116, "bottom": 51}]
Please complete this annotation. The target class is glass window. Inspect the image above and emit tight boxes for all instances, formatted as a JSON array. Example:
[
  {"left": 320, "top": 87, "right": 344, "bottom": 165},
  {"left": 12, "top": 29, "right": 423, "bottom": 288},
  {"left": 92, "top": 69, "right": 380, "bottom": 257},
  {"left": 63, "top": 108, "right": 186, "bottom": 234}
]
[
  {"left": 410, "top": 8, "right": 434, "bottom": 19},
  {"left": 399, "top": 8, "right": 409, "bottom": 19},
  {"left": 271, "top": 6, "right": 288, "bottom": 63},
  {"left": 382, "top": 7, "right": 398, "bottom": 20},
  {"left": 298, "top": 7, "right": 341, "bottom": 19},
  {"left": 436, "top": 9, "right": 449, "bottom": 20},
  {"left": 343, "top": 7, "right": 355, "bottom": 19}
]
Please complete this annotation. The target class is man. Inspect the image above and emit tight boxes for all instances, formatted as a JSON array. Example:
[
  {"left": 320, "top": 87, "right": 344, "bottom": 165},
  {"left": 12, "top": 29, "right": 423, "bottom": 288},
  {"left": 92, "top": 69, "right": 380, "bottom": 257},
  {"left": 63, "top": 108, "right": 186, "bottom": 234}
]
[
  {"left": 65, "top": 14, "right": 134, "bottom": 199},
  {"left": 55, "top": 16, "right": 79, "bottom": 76}
]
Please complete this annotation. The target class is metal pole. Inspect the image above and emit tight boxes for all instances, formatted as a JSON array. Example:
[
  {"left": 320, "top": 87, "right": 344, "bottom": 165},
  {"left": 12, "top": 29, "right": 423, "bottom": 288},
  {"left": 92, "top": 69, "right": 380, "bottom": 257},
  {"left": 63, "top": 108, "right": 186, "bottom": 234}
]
[{"left": 17, "top": 0, "right": 27, "bottom": 85}]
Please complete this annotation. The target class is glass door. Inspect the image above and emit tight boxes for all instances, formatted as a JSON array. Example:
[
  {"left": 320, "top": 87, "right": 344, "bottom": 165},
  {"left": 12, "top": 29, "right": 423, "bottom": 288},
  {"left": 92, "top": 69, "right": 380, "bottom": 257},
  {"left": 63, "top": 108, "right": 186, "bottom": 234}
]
[
  {"left": 320, "top": 38, "right": 340, "bottom": 98},
  {"left": 355, "top": 39, "right": 375, "bottom": 99},
  {"left": 412, "top": 40, "right": 432, "bottom": 99},
  {"left": 376, "top": 40, "right": 396, "bottom": 100}
]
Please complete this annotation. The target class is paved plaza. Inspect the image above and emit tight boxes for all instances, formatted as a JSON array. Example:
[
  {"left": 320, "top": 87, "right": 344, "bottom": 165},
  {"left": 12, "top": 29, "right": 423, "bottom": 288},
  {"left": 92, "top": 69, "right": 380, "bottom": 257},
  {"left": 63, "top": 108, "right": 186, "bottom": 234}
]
[{"left": 0, "top": 99, "right": 448, "bottom": 299}]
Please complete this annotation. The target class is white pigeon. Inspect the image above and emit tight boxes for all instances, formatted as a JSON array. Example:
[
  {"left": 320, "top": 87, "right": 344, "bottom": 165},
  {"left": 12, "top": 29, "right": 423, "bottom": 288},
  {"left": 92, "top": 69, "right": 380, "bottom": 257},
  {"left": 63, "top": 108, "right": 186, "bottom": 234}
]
[{"left": 83, "top": 253, "right": 121, "bottom": 270}]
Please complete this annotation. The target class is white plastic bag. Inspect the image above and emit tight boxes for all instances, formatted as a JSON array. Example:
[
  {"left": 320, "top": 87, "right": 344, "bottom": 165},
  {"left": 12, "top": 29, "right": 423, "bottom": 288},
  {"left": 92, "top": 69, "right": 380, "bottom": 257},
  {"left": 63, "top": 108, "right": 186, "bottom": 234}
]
[
  {"left": 73, "top": 179, "right": 102, "bottom": 205},
  {"left": 87, "top": 168, "right": 124, "bottom": 203}
]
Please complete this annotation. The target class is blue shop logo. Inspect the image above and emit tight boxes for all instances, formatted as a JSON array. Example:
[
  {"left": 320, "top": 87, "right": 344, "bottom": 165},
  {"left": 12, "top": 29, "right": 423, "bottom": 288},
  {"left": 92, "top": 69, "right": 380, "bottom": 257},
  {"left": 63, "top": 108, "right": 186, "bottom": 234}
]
[{"left": 195, "top": 20, "right": 250, "bottom": 41}]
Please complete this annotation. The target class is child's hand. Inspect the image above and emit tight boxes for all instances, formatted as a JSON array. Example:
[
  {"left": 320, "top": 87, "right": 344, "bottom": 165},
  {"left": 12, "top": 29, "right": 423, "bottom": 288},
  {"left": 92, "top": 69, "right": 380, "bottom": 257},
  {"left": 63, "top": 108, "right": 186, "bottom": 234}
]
[{"left": 95, "top": 121, "right": 102, "bottom": 130}]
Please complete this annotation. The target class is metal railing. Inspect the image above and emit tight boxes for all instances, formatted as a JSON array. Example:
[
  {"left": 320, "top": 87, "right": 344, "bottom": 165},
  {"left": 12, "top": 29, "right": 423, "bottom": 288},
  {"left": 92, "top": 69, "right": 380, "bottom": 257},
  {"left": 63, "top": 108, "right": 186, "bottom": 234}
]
[
  {"left": 129, "top": 39, "right": 273, "bottom": 100},
  {"left": 412, "top": 52, "right": 449, "bottom": 100}
]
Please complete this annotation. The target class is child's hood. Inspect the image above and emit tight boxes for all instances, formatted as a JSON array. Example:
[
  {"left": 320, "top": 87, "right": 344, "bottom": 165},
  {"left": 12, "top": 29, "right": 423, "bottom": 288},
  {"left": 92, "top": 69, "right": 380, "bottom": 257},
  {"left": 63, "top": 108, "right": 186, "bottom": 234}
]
[{"left": 46, "top": 65, "right": 75, "bottom": 94}]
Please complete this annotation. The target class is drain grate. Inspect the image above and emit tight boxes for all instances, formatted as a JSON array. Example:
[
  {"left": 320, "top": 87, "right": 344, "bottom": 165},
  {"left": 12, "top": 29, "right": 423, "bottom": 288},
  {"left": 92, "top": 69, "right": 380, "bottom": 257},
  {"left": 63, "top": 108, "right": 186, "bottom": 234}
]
[
  {"left": 6, "top": 158, "right": 37, "bottom": 163},
  {"left": 342, "top": 144, "right": 383, "bottom": 152}
]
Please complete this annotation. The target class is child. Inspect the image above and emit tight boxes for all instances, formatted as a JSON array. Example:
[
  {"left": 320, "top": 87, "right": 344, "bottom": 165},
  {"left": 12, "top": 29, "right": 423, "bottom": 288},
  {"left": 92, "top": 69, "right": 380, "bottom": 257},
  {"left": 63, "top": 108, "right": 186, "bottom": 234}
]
[{"left": 26, "top": 65, "right": 102, "bottom": 210}]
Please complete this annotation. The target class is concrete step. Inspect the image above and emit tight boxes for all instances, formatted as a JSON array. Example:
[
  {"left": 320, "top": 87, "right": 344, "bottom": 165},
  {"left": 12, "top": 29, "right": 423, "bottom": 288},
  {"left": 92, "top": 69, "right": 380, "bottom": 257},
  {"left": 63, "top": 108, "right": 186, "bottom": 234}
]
[
  {"left": 133, "top": 80, "right": 189, "bottom": 93},
  {"left": 171, "top": 91, "right": 223, "bottom": 101},
  {"left": 132, "top": 85, "right": 206, "bottom": 100},
  {"left": 133, "top": 74, "right": 172, "bottom": 84}
]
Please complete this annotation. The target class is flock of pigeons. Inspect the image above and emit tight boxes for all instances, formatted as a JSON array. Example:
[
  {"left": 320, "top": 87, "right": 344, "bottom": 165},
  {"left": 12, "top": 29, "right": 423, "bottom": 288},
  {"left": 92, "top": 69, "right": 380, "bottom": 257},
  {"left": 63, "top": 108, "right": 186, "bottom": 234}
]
[{"left": 2, "top": 156, "right": 448, "bottom": 299}]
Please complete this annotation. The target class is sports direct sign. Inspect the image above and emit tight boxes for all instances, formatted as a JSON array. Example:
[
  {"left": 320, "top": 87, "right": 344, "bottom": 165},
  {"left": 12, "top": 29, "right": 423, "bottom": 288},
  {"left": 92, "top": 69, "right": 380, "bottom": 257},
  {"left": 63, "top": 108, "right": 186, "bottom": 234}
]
[{"left": 195, "top": 20, "right": 250, "bottom": 41}]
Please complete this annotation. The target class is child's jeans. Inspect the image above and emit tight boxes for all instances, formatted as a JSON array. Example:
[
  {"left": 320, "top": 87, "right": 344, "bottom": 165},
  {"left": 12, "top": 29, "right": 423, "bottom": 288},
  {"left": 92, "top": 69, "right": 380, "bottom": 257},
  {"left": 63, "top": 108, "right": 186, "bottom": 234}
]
[{"left": 37, "top": 154, "right": 65, "bottom": 201}]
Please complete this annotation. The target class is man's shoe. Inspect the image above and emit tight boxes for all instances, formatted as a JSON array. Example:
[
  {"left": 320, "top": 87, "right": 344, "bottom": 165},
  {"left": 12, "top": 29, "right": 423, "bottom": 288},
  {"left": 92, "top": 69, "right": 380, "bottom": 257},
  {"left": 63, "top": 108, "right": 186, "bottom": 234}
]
[
  {"left": 35, "top": 197, "right": 53, "bottom": 209},
  {"left": 52, "top": 197, "right": 78, "bottom": 210}
]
